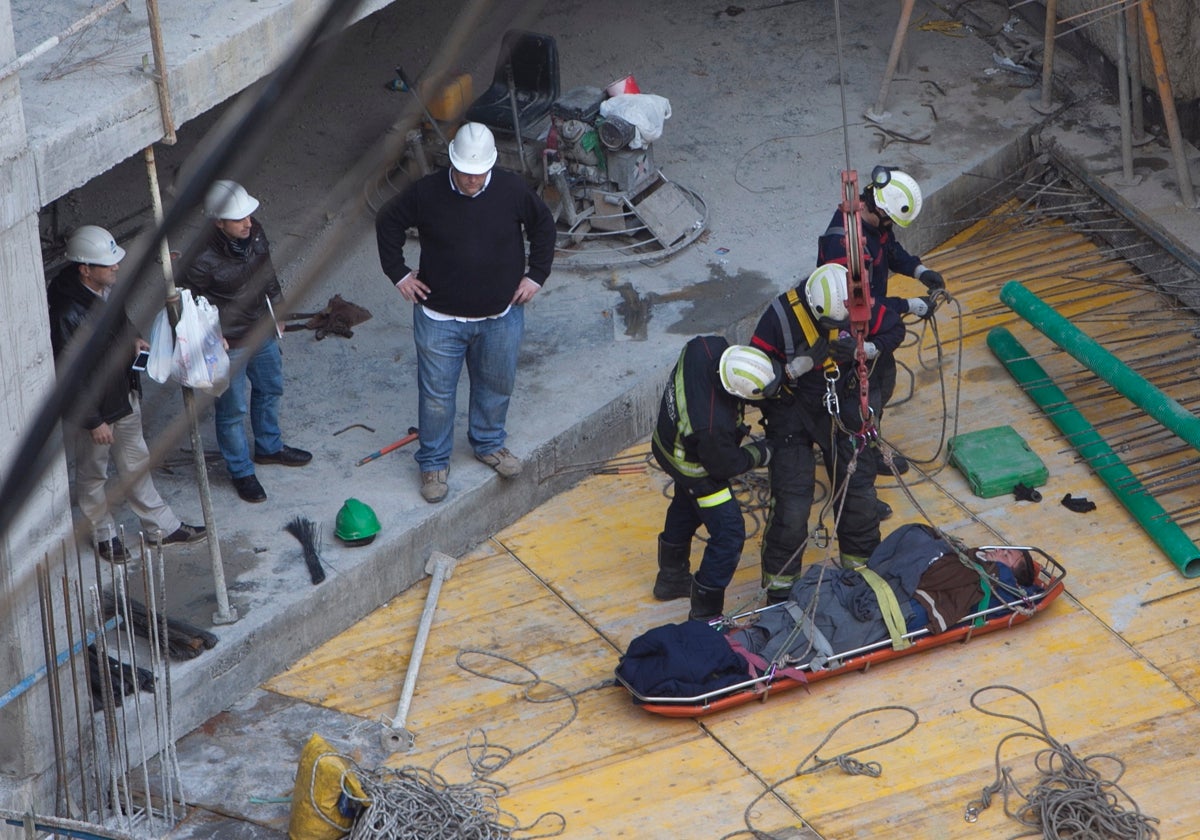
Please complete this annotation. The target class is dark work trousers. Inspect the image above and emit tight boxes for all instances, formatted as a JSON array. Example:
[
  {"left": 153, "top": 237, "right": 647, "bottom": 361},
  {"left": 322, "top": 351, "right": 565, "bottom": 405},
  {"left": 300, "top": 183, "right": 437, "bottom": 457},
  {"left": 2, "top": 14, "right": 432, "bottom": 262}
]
[
  {"left": 758, "top": 386, "right": 882, "bottom": 593},
  {"left": 660, "top": 480, "right": 746, "bottom": 591}
]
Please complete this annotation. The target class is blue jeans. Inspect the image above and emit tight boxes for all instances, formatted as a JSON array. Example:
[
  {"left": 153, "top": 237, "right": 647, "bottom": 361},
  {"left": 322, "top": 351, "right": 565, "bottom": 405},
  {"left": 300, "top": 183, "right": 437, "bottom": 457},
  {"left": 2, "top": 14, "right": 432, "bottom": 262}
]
[
  {"left": 412, "top": 304, "right": 524, "bottom": 472},
  {"left": 215, "top": 339, "right": 283, "bottom": 479},
  {"left": 661, "top": 482, "right": 746, "bottom": 590}
]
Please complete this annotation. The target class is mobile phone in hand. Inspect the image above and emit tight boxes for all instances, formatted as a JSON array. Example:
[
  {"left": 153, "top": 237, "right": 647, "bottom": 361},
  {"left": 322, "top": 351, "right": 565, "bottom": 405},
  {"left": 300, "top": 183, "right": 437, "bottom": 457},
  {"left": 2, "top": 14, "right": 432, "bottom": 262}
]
[{"left": 131, "top": 350, "right": 150, "bottom": 371}]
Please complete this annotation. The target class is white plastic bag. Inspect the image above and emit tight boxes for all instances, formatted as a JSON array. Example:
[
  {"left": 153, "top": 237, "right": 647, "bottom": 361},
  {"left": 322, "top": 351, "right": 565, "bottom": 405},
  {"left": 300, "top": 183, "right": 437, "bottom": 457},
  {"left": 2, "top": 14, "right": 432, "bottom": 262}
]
[
  {"left": 172, "top": 289, "right": 229, "bottom": 394},
  {"left": 146, "top": 307, "right": 174, "bottom": 384},
  {"left": 599, "top": 93, "right": 672, "bottom": 149}
]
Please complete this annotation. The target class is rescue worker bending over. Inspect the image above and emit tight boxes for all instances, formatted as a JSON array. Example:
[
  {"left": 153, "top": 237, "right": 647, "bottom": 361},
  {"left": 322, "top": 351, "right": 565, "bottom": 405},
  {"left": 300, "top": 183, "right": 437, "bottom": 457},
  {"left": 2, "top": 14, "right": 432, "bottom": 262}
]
[
  {"left": 750, "top": 264, "right": 905, "bottom": 604},
  {"left": 651, "top": 338, "right": 781, "bottom": 621}
]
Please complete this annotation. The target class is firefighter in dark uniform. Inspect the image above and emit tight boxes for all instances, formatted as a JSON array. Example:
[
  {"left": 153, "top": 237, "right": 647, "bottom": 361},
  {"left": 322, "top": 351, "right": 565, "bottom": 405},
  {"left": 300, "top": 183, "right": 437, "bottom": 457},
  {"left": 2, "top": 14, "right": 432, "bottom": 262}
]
[
  {"left": 750, "top": 264, "right": 905, "bottom": 603},
  {"left": 817, "top": 166, "right": 945, "bottom": 475},
  {"left": 651, "top": 338, "right": 781, "bottom": 621}
]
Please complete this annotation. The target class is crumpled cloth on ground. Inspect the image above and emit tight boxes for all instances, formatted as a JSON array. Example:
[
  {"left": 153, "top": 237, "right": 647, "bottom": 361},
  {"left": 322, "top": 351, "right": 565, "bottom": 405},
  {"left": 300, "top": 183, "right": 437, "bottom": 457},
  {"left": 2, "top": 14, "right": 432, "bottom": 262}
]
[{"left": 285, "top": 294, "right": 372, "bottom": 339}]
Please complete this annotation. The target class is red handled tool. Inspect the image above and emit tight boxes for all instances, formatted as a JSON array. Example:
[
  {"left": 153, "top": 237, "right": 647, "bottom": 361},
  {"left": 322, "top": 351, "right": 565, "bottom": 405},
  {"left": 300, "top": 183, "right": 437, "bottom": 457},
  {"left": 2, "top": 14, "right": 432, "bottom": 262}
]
[{"left": 356, "top": 426, "right": 419, "bottom": 466}]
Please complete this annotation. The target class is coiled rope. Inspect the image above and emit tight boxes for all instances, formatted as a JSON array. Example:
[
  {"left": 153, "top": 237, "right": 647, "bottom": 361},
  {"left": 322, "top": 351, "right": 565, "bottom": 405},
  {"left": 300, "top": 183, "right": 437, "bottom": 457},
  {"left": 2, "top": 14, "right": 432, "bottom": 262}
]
[
  {"left": 965, "top": 685, "right": 1160, "bottom": 838},
  {"left": 340, "top": 648, "right": 617, "bottom": 839}
]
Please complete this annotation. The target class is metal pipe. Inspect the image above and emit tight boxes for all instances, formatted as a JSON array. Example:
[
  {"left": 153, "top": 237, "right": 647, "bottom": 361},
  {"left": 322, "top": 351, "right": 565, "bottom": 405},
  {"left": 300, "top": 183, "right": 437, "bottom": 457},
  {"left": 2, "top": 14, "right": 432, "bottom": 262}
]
[
  {"left": 380, "top": 551, "right": 457, "bottom": 753},
  {"left": 144, "top": 0, "right": 177, "bottom": 145},
  {"left": 1124, "top": 0, "right": 1146, "bottom": 142},
  {"left": 1138, "top": 0, "right": 1197, "bottom": 207},
  {"left": 143, "top": 146, "right": 237, "bottom": 625},
  {"left": 988, "top": 326, "right": 1200, "bottom": 577},
  {"left": 1114, "top": 3, "right": 1139, "bottom": 185},
  {"left": 867, "top": 0, "right": 917, "bottom": 121},
  {"left": 1036, "top": 0, "right": 1058, "bottom": 113},
  {"left": 1000, "top": 281, "right": 1200, "bottom": 451}
]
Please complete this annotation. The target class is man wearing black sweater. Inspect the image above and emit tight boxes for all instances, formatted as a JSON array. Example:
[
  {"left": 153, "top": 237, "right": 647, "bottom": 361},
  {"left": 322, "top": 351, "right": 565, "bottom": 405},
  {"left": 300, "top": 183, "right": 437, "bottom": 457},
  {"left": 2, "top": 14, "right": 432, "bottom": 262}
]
[{"left": 376, "top": 122, "right": 556, "bottom": 503}]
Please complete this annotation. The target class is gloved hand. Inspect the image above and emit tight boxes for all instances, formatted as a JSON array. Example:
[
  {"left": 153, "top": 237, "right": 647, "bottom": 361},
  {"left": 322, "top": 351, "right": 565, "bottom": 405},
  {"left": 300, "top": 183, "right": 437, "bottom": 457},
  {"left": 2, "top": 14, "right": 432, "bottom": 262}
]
[
  {"left": 785, "top": 355, "right": 815, "bottom": 380},
  {"left": 745, "top": 439, "right": 773, "bottom": 468},
  {"left": 919, "top": 268, "right": 946, "bottom": 291},
  {"left": 906, "top": 297, "right": 934, "bottom": 319},
  {"left": 862, "top": 341, "right": 879, "bottom": 360},
  {"left": 830, "top": 336, "right": 857, "bottom": 365}
]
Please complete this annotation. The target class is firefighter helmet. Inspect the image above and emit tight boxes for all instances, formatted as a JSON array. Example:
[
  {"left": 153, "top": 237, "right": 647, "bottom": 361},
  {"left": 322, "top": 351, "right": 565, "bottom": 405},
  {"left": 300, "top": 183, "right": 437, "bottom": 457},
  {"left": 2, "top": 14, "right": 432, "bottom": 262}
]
[
  {"left": 719, "top": 345, "right": 780, "bottom": 401},
  {"left": 872, "top": 169, "right": 922, "bottom": 227},
  {"left": 804, "top": 264, "right": 850, "bottom": 325}
]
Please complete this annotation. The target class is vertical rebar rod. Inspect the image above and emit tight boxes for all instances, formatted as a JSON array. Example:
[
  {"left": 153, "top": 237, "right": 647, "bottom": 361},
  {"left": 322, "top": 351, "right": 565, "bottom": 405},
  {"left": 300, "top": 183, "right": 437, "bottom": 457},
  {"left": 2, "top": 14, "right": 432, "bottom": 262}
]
[
  {"left": 36, "top": 563, "right": 70, "bottom": 816},
  {"left": 60, "top": 566, "right": 90, "bottom": 820},
  {"left": 75, "top": 539, "right": 105, "bottom": 819},
  {"left": 141, "top": 547, "right": 174, "bottom": 826},
  {"left": 121, "top": 540, "right": 156, "bottom": 834},
  {"left": 152, "top": 538, "right": 186, "bottom": 815},
  {"left": 88, "top": 585, "right": 123, "bottom": 827}
]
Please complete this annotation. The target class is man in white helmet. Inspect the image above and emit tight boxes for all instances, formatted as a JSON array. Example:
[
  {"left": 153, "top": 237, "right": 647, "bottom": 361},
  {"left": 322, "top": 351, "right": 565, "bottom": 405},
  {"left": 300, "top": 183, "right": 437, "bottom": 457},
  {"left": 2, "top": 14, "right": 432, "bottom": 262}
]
[
  {"left": 48, "top": 225, "right": 207, "bottom": 561},
  {"left": 650, "top": 336, "right": 780, "bottom": 621},
  {"left": 182, "top": 180, "right": 311, "bottom": 504},
  {"left": 375, "top": 122, "right": 556, "bottom": 504},
  {"left": 749, "top": 264, "right": 904, "bottom": 603},
  {"left": 817, "top": 166, "right": 946, "bottom": 477}
]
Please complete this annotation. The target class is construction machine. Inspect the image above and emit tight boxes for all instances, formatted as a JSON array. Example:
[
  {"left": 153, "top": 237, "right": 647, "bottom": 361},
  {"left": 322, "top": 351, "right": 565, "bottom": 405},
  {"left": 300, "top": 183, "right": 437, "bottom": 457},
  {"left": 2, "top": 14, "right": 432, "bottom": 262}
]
[{"left": 390, "top": 30, "right": 708, "bottom": 268}]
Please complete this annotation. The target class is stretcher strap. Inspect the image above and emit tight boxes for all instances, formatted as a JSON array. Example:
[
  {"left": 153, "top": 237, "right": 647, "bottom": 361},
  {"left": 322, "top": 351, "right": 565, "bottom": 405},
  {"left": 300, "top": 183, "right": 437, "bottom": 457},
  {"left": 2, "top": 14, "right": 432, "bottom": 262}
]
[
  {"left": 786, "top": 602, "right": 835, "bottom": 670},
  {"left": 856, "top": 568, "right": 912, "bottom": 651}
]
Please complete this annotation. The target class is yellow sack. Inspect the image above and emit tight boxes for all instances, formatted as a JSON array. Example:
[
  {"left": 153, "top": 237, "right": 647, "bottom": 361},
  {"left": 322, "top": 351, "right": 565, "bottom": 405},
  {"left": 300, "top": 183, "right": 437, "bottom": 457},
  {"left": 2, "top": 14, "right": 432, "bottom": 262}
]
[{"left": 287, "top": 733, "right": 367, "bottom": 840}]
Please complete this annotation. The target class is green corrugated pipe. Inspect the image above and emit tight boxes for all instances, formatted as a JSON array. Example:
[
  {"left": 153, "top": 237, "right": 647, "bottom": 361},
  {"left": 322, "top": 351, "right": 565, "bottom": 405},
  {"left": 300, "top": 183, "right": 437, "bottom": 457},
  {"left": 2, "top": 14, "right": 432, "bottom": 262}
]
[
  {"left": 988, "top": 325, "right": 1200, "bottom": 578},
  {"left": 1000, "top": 281, "right": 1200, "bottom": 449}
]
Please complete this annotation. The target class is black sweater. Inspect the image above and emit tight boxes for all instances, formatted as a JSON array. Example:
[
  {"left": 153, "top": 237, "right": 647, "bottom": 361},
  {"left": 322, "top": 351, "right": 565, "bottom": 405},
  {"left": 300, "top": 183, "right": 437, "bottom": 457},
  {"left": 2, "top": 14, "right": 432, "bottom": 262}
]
[{"left": 375, "top": 168, "right": 556, "bottom": 318}]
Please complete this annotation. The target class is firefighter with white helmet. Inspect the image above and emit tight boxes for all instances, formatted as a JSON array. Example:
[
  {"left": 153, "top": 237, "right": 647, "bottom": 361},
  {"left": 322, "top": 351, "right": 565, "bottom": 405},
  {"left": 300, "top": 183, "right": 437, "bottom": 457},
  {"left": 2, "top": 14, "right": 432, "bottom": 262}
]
[
  {"left": 748, "top": 264, "right": 905, "bottom": 603},
  {"left": 817, "top": 165, "right": 947, "bottom": 477},
  {"left": 182, "top": 180, "right": 311, "bottom": 504},
  {"left": 650, "top": 336, "right": 781, "bottom": 621}
]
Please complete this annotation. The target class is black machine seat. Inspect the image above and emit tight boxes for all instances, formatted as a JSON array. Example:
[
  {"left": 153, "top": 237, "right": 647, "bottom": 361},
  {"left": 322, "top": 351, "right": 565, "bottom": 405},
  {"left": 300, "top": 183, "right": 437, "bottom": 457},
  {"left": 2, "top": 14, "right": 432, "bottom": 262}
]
[{"left": 464, "top": 30, "right": 560, "bottom": 139}]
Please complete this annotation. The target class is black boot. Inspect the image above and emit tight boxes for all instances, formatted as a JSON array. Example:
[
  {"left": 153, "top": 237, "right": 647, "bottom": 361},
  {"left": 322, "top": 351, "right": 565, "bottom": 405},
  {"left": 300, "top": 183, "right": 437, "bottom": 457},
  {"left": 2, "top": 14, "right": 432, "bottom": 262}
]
[
  {"left": 653, "top": 536, "right": 692, "bottom": 601},
  {"left": 688, "top": 580, "right": 725, "bottom": 621},
  {"left": 765, "top": 587, "right": 791, "bottom": 606}
]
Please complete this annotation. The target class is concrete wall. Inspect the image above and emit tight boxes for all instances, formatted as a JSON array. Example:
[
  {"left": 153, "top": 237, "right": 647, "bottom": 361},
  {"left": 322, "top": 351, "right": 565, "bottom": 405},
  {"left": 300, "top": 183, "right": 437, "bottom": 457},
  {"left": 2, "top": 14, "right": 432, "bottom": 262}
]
[{"left": 1053, "top": 0, "right": 1199, "bottom": 137}]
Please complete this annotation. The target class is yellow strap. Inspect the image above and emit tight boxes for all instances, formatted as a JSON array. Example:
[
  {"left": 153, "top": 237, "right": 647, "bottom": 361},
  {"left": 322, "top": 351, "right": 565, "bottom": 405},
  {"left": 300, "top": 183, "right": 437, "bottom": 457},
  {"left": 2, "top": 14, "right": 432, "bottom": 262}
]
[
  {"left": 785, "top": 288, "right": 838, "bottom": 375},
  {"left": 696, "top": 487, "right": 733, "bottom": 508},
  {"left": 856, "top": 567, "right": 913, "bottom": 651}
]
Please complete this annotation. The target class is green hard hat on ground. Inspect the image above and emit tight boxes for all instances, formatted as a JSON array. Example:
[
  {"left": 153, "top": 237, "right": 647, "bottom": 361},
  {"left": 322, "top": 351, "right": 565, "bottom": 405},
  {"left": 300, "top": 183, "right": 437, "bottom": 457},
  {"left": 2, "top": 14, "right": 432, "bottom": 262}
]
[{"left": 335, "top": 498, "right": 381, "bottom": 546}]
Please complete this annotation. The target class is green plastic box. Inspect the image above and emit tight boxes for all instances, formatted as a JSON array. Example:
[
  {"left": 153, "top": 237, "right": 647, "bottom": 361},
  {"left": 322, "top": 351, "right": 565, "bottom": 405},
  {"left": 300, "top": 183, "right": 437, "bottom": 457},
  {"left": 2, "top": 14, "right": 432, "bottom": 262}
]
[{"left": 947, "top": 425, "right": 1048, "bottom": 499}]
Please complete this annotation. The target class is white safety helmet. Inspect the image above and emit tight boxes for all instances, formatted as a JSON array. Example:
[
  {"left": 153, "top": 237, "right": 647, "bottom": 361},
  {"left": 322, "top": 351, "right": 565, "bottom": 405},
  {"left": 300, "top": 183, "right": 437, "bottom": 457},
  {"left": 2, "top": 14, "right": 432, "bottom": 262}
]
[
  {"left": 448, "top": 122, "right": 498, "bottom": 175},
  {"left": 204, "top": 180, "right": 260, "bottom": 220},
  {"left": 804, "top": 264, "right": 850, "bottom": 324},
  {"left": 65, "top": 225, "right": 125, "bottom": 266},
  {"left": 871, "top": 169, "right": 922, "bottom": 227},
  {"left": 719, "top": 345, "right": 780, "bottom": 401}
]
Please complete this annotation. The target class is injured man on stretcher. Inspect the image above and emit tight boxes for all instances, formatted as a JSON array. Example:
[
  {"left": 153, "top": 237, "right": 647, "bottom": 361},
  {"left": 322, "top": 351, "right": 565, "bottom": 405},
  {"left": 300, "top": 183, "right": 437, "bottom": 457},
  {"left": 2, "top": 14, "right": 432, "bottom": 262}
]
[
  {"left": 726, "top": 522, "right": 1041, "bottom": 670},
  {"left": 616, "top": 522, "right": 1047, "bottom": 701}
]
